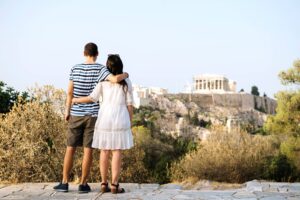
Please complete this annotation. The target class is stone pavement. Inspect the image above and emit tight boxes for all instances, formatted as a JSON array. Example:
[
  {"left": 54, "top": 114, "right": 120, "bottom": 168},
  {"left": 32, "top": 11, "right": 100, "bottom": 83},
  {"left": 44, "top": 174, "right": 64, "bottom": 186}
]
[{"left": 0, "top": 180, "right": 299, "bottom": 200}]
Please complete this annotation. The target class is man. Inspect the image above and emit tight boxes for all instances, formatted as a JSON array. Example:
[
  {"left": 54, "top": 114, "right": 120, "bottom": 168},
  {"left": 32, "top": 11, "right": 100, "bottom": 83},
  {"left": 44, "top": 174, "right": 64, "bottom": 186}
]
[{"left": 53, "top": 42, "right": 128, "bottom": 193}]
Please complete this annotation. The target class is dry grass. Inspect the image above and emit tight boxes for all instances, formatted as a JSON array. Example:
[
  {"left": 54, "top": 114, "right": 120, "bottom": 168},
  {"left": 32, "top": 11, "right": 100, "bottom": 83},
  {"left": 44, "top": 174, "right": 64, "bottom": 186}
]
[
  {"left": 170, "top": 128, "right": 278, "bottom": 183},
  {"left": 0, "top": 85, "right": 149, "bottom": 183},
  {"left": 0, "top": 99, "right": 66, "bottom": 183}
]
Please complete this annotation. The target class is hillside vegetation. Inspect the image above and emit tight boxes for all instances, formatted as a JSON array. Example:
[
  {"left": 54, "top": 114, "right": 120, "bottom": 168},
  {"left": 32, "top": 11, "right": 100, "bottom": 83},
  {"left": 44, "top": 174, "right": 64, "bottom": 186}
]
[{"left": 0, "top": 60, "right": 299, "bottom": 183}]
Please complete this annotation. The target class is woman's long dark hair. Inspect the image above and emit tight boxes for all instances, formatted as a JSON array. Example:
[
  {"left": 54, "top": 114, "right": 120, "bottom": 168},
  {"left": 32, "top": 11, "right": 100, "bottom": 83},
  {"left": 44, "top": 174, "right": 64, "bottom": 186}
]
[{"left": 106, "top": 54, "right": 128, "bottom": 93}]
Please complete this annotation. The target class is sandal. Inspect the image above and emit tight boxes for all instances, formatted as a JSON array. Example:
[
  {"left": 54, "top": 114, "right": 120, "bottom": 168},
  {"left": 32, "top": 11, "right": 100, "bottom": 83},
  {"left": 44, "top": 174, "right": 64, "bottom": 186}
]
[
  {"left": 111, "top": 183, "right": 125, "bottom": 194},
  {"left": 101, "top": 182, "right": 111, "bottom": 193}
]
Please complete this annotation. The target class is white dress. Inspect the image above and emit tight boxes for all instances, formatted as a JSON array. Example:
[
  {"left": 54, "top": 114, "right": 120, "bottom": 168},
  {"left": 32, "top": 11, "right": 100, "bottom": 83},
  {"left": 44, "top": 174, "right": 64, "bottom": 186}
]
[{"left": 89, "top": 78, "right": 134, "bottom": 150}]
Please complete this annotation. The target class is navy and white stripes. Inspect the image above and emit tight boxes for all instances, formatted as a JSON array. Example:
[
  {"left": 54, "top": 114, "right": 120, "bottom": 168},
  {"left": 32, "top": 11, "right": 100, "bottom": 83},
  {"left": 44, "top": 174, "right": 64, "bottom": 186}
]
[{"left": 69, "top": 63, "right": 111, "bottom": 117}]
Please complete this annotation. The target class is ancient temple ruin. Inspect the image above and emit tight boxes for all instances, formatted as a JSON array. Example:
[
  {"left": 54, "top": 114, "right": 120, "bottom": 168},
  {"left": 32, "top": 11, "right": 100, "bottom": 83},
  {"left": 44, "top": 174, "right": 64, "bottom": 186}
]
[{"left": 193, "top": 74, "right": 236, "bottom": 93}]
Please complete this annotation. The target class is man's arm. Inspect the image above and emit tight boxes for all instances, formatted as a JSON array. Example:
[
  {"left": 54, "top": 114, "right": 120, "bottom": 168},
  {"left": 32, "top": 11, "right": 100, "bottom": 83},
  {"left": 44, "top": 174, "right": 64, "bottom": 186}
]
[
  {"left": 127, "top": 105, "right": 133, "bottom": 127},
  {"left": 65, "top": 80, "right": 74, "bottom": 121},
  {"left": 106, "top": 72, "right": 129, "bottom": 83}
]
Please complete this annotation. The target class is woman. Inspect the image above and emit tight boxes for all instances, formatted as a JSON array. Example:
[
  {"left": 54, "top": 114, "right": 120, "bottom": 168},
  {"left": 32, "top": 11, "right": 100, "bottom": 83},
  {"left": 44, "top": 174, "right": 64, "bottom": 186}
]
[{"left": 72, "top": 54, "right": 134, "bottom": 194}]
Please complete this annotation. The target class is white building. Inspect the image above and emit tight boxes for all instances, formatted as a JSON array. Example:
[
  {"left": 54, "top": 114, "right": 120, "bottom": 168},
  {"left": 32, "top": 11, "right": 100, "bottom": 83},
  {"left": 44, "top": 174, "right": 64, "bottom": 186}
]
[
  {"left": 193, "top": 74, "right": 236, "bottom": 93},
  {"left": 132, "top": 84, "right": 168, "bottom": 108}
]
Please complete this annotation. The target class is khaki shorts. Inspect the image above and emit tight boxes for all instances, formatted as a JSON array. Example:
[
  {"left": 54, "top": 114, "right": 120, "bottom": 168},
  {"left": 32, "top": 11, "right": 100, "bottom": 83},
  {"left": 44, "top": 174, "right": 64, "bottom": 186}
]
[{"left": 67, "top": 115, "right": 97, "bottom": 148}]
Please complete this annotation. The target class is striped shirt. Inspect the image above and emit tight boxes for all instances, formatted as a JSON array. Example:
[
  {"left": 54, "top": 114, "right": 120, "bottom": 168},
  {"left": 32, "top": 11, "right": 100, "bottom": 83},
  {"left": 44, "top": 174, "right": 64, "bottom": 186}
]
[{"left": 69, "top": 63, "right": 111, "bottom": 117}]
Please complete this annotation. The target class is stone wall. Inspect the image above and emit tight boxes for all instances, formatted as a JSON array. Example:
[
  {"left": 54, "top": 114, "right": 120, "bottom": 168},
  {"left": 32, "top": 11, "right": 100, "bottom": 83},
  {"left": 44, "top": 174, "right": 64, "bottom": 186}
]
[{"left": 164, "top": 93, "right": 277, "bottom": 114}]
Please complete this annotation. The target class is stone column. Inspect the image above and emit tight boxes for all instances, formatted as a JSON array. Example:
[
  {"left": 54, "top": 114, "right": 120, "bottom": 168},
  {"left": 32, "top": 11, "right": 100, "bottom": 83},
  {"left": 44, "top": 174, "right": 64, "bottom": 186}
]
[{"left": 221, "top": 80, "right": 223, "bottom": 90}]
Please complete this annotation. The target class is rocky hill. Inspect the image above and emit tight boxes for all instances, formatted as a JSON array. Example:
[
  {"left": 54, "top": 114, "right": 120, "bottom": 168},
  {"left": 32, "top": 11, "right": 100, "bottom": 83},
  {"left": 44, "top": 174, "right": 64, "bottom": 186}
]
[{"left": 145, "top": 93, "right": 277, "bottom": 139}]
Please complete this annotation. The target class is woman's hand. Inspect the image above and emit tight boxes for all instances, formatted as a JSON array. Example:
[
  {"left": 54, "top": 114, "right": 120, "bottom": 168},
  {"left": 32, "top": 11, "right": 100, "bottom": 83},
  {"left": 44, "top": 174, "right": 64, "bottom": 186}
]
[{"left": 71, "top": 98, "right": 76, "bottom": 105}]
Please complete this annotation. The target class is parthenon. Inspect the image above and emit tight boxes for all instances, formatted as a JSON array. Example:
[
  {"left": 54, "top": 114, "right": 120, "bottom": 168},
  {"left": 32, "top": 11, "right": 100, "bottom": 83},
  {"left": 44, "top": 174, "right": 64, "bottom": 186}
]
[{"left": 193, "top": 74, "right": 236, "bottom": 93}]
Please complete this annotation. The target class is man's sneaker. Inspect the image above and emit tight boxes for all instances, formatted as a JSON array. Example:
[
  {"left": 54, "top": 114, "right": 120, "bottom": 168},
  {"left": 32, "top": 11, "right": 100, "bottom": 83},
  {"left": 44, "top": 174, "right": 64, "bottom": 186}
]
[
  {"left": 78, "top": 183, "right": 91, "bottom": 193},
  {"left": 53, "top": 182, "right": 68, "bottom": 192}
]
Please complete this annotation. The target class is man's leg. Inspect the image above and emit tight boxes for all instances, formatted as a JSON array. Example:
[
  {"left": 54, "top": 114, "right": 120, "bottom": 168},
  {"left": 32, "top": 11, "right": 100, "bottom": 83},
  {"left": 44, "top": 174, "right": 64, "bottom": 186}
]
[
  {"left": 80, "top": 147, "right": 93, "bottom": 185},
  {"left": 80, "top": 116, "right": 97, "bottom": 185},
  {"left": 62, "top": 146, "right": 76, "bottom": 183}
]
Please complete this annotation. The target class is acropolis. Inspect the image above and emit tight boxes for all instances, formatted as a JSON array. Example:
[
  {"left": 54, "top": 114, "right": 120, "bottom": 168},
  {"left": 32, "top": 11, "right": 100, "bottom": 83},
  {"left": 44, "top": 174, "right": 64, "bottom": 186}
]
[{"left": 193, "top": 74, "right": 236, "bottom": 93}]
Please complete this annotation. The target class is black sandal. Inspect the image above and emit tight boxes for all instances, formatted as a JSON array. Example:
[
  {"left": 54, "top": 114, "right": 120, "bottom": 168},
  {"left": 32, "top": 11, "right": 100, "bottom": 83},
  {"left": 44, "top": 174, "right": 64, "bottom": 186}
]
[
  {"left": 111, "top": 183, "right": 125, "bottom": 194},
  {"left": 101, "top": 182, "right": 111, "bottom": 193}
]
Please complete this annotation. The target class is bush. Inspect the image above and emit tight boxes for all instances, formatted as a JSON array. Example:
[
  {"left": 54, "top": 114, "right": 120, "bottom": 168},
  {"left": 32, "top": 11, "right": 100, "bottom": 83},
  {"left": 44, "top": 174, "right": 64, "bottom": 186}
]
[
  {"left": 264, "top": 154, "right": 297, "bottom": 182},
  {"left": 0, "top": 99, "right": 66, "bottom": 182},
  {"left": 170, "top": 131, "right": 278, "bottom": 183}
]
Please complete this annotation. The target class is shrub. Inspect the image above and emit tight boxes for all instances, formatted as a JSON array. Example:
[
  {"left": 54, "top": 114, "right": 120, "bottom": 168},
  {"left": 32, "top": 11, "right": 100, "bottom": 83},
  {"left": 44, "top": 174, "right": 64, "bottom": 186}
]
[
  {"left": 170, "top": 130, "right": 278, "bottom": 183},
  {"left": 264, "top": 153, "right": 297, "bottom": 182},
  {"left": 0, "top": 99, "right": 66, "bottom": 182}
]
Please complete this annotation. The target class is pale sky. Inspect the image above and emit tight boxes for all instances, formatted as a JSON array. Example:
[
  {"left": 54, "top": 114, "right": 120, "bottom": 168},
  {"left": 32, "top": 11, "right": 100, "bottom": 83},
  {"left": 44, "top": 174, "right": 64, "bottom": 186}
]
[{"left": 0, "top": 0, "right": 299, "bottom": 97}]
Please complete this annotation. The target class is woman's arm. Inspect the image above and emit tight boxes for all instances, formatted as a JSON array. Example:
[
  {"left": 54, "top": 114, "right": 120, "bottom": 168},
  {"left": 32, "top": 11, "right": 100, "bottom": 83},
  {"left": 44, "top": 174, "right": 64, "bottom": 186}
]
[
  {"left": 127, "top": 105, "right": 133, "bottom": 127},
  {"left": 72, "top": 96, "right": 93, "bottom": 104}
]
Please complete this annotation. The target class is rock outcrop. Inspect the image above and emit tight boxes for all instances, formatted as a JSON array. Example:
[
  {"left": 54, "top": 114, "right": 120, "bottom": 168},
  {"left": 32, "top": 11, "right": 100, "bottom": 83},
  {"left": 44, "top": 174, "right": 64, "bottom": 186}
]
[{"left": 147, "top": 93, "right": 277, "bottom": 138}]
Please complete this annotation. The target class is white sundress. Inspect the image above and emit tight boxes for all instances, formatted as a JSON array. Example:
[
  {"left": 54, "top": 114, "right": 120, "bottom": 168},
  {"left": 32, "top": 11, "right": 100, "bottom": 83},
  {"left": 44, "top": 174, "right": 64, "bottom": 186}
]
[{"left": 89, "top": 78, "right": 134, "bottom": 150}]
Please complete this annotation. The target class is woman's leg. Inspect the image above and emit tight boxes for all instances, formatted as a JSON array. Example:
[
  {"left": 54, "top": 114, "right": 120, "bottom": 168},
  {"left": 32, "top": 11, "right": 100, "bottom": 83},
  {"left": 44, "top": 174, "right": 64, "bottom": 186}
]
[
  {"left": 111, "top": 150, "right": 122, "bottom": 185},
  {"left": 100, "top": 150, "right": 110, "bottom": 184}
]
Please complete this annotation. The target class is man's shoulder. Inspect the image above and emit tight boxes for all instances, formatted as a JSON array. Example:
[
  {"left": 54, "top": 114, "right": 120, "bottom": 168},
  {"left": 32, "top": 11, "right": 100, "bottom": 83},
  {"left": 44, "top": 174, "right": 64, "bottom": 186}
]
[{"left": 71, "top": 63, "right": 106, "bottom": 70}]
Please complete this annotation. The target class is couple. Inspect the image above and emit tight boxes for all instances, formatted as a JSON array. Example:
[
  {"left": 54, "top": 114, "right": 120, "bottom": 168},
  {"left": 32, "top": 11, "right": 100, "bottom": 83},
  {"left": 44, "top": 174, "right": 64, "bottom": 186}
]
[{"left": 53, "top": 42, "right": 134, "bottom": 194}]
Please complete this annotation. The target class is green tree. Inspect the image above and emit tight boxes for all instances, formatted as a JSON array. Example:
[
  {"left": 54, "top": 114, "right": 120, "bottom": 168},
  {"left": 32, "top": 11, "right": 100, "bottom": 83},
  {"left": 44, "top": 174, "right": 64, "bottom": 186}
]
[
  {"left": 251, "top": 85, "right": 260, "bottom": 96},
  {"left": 0, "top": 81, "right": 30, "bottom": 113},
  {"left": 278, "top": 59, "right": 300, "bottom": 85},
  {"left": 264, "top": 60, "right": 300, "bottom": 136},
  {"left": 0, "top": 81, "right": 18, "bottom": 113}
]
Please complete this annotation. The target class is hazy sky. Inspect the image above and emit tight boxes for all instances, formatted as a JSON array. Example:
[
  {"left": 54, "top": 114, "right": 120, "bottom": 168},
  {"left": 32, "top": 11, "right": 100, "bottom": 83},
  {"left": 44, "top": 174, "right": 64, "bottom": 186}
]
[{"left": 0, "top": 0, "right": 299, "bottom": 97}]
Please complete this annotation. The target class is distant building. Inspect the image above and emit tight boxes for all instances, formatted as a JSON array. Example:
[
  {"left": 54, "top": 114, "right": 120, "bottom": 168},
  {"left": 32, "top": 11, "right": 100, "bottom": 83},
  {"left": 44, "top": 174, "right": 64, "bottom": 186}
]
[
  {"left": 193, "top": 74, "right": 236, "bottom": 93},
  {"left": 133, "top": 84, "right": 168, "bottom": 108}
]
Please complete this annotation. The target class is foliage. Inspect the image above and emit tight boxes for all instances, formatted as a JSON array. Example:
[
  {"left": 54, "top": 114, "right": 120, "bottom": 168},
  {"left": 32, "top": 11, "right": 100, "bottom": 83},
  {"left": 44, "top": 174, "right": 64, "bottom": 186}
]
[
  {"left": 251, "top": 85, "right": 260, "bottom": 96},
  {"left": 278, "top": 59, "right": 300, "bottom": 85},
  {"left": 131, "top": 126, "right": 196, "bottom": 183},
  {"left": 0, "top": 89, "right": 197, "bottom": 184},
  {"left": 190, "top": 112, "right": 199, "bottom": 126},
  {"left": 264, "top": 91, "right": 300, "bottom": 136},
  {"left": 132, "top": 106, "right": 158, "bottom": 132},
  {"left": 264, "top": 60, "right": 300, "bottom": 137},
  {"left": 0, "top": 81, "right": 29, "bottom": 113},
  {"left": 262, "top": 59, "right": 300, "bottom": 181},
  {"left": 264, "top": 153, "right": 297, "bottom": 182},
  {"left": 170, "top": 131, "right": 278, "bottom": 183},
  {"left": 0, "top": 87, "right": 66, "bottom": 182},
  {"left": 280, "top": 136, "right": 300, "bottom": 172},
  {"left": 280, "top": 136, "right": 300, "bottom": 180}
]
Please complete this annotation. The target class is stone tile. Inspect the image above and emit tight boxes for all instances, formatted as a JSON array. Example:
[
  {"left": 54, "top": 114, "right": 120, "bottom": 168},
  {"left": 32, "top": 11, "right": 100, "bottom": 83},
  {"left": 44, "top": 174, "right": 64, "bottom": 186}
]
[
  {"left": 0, "top": 182, "right": 300, "bottom": 200},
  {"left": 140, "top": 184, "right": 160, "bottom": 190},
  {"left": 160, "top": 183, "right": 183, "bottom": 190},
  {"left": 232, "top": 190, "right": 257, "bottom": 198},
  {"left": 287, "top": 196, "right": 300, "bottom": 200},
  {"left": 287, "top": 185, "right": 300, "bottom": 193},
  {"left": 119, "top": 183, "right": 140, "bottom": 192},
  {"left": 0, "top": 184, "right": 25, "bottom": 199},
  {"left": 260, "top": 196, "right": 286, "bottom": 200},
  {"left": 245, "top": 180, "right": 263, "bottom": 192}
]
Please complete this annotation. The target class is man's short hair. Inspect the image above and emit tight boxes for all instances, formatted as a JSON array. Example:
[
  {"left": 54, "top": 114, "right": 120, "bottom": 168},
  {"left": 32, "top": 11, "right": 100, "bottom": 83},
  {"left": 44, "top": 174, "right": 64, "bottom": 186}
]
[{"left": 84, "top": 43, "right": 98, "bottom": 57}]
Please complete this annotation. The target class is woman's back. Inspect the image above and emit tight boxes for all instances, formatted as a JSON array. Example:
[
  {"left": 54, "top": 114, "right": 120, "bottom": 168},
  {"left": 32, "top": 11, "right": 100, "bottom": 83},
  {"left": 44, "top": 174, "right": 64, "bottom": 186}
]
[
  {"left": 89, "top": 78, "right": 134, "bottom": 149},
  {"left": 100, "top": 79, "right": 133, "bottom": 107}
]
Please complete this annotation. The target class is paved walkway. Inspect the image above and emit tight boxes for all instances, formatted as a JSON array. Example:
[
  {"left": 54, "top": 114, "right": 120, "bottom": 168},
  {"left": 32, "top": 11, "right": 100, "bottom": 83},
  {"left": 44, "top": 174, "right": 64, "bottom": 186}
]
[{"left": 0, "top": 180, "right": 299, "bottom": 199}]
